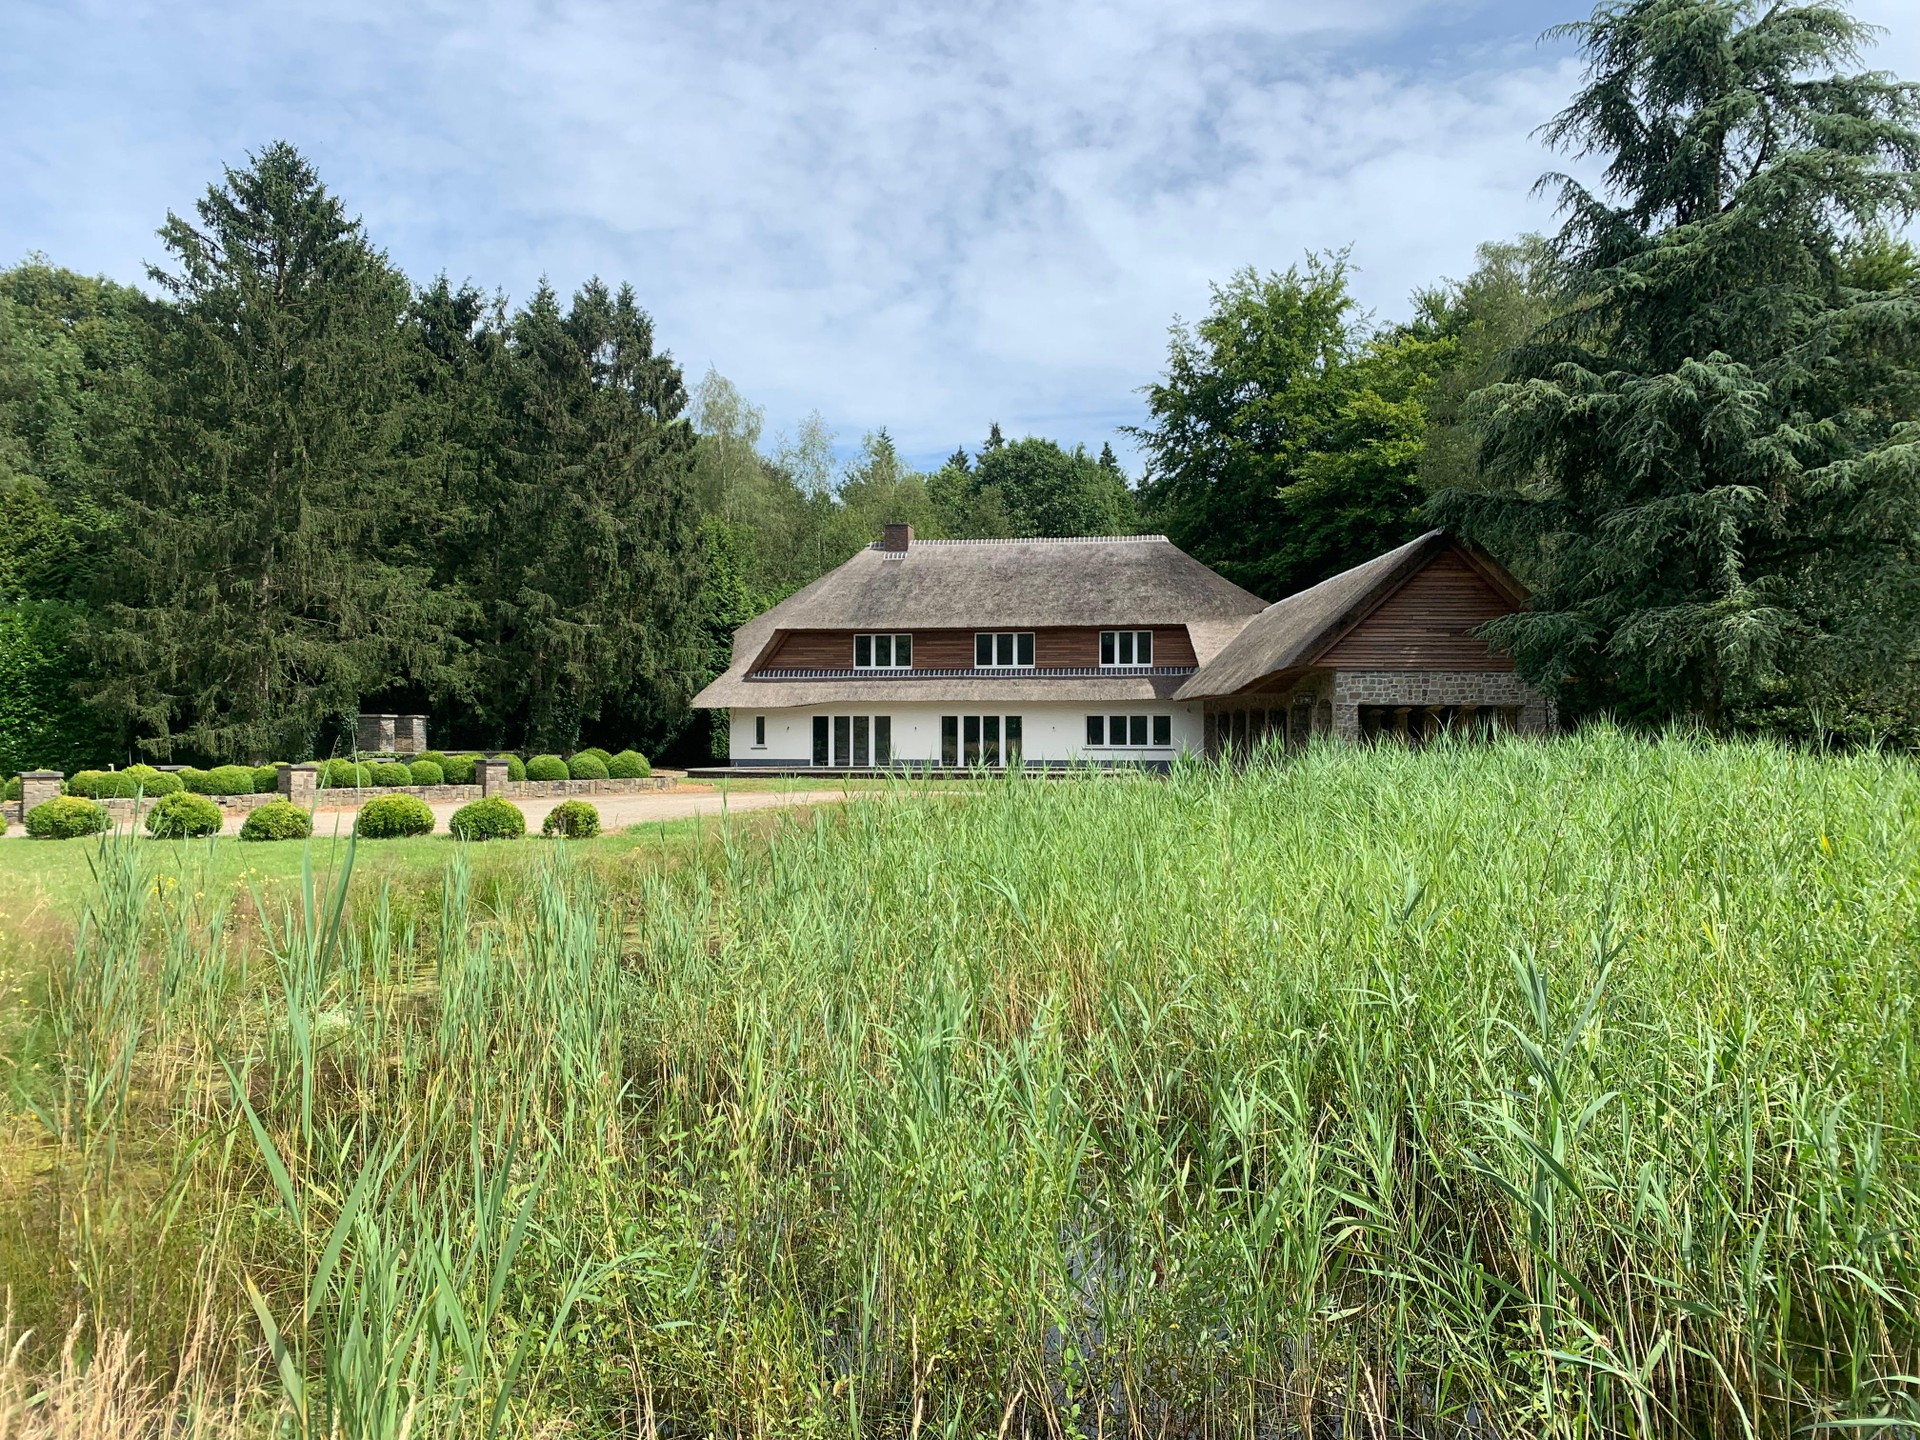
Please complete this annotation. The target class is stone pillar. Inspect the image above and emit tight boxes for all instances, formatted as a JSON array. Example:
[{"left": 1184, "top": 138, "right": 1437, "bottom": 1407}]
[
  {"left": 398, "top": 715, "right": 428, "bottom": 754},
  {"left": 480, "top": 757, "right": 510, "bottom": 796},
  {"left": 356, "top": 713, "right": 397, "bottom": 753},
  {"left": 19, "top": 770, "right": 63, "bottom": 812},
  {"left": 277, "top": 763, "right": 319, "bottom": 807}
]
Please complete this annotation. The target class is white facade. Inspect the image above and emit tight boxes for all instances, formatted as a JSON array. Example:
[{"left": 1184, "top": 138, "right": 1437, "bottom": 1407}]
[{"left": 728, "top": 700, "right": 1205, "bottom": 769}]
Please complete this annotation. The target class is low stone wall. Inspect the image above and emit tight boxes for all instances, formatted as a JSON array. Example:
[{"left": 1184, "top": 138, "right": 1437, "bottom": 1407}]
[{"left": 500, "top": 776, "right": 676, "bottom": 799}]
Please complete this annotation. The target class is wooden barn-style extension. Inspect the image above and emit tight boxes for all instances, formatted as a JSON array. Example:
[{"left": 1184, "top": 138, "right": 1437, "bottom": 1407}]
[
  {"left": 692, "top": 524, "right": 1550, "bottom": 772},
  {"left": 1177, "top": 530, "right": 1552, "bottom": 756}
]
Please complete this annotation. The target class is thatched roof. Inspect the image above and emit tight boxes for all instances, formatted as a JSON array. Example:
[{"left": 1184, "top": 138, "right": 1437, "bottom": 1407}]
[
  {"left": 694, "top": 536, "right": 1267, "bottom": 710},
  {"left": 1175, "top": 531, "right": 1519, "bottom": 700}
]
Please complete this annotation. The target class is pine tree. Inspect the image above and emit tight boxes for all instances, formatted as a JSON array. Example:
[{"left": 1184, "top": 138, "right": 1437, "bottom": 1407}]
[
  {"left": 981, "top": 421, "right": 1005, "bottom": 454},
  {"left": 1431, "top": 1, "right": 1920, "bottom": 728}
]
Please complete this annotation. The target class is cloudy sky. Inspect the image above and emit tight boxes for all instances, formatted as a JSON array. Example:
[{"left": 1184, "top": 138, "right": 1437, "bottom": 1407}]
[{"left": 6, "top": 0, "right": 1917, "bottom": 470}]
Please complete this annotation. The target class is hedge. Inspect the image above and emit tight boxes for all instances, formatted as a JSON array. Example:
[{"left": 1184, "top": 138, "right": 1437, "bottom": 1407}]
[
  {"left": 122, "top": 764, "right": 183, "bottom": 797},
  {"left": 253, "top": 765, "right": 281, "bottom": 794},
  {"left": 413, "top": 751, "right": 450, "bottom": 770},
  {"left": 441, "top": 754, "right": 478, "bottom": 785},
  {"left": 146, "top": 791, "right": 223, "bottom": 839},
  {"left": 565, "top": 752, "right": 609, "bottom": 781},
  {"left": 524, "top": 755, "right": 569, "bottom": 782},
  {"left": 408, "top": 759, "right": 445, "bottom": 786},
  {"left": 241, "top": 802, "right": 313, "bottom": 842},
  {"left": 68, "top": 769, "right": 139, "bottom": 799},
  {"left": 178, "top": 768, "right": 212, "bottom": 794},
  {"left": 321, "top": 759, "right": 370, "bottom": 789},
  {"left": 202, "top": 765, "right": 259, "bottom": 797},
  {"left": 354, "top": 795, "right": 436, "bottom": 839},
  {"left": 26, "top": 795, "right": 111, "bottom": 839},
  {"left": 369, "top": 761, "right": 414, "bottom": 787},
  {"left": 606, "top": 749, "right": 651, "bottom": 779},
  {"left": 495, "top": 753, "right": 526, "bottom": 782},
  {"left": 541, "top": 799, "right": 601, "bottom": 839},
  {"left": 450, "top": 797, "right": 524, "bottom": 841},
  {"left": 571, "top": 747, "right": 613, "bottom": 767}
]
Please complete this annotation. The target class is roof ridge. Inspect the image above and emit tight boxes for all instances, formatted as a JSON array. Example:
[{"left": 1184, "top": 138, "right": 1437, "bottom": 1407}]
[{"left": 866, "top": 534, "right": 1170, "bottom": 548}]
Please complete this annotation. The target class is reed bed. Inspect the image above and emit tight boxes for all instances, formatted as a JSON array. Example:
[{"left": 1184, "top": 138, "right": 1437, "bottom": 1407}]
[{"left": 1, "top": 727, "right": 1917, "bottom": 1437}]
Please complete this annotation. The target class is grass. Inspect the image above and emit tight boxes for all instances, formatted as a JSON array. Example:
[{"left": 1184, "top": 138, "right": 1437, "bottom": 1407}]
[{"left": 1, "top": 727, "right": 1917, "bottom": 1437}]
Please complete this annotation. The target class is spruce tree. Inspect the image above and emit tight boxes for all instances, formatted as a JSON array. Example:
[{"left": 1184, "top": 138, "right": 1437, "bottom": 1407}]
[
  {"left": 89, "top": 143, "right": 446, "bottom": 760},
  {"left": 1431, "top": 1, "right": 1920, "bottom": 728}
]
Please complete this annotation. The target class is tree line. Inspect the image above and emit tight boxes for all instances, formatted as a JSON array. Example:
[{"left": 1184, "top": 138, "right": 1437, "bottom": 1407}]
[{"left": 2, "top": 0, "right": 1917, "bottom": 770}]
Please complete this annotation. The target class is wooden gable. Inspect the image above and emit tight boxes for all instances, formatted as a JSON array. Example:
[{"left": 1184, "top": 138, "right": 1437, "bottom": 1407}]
[{"left": 1313, "top": 548, "right": 1518, "bottom": 672}]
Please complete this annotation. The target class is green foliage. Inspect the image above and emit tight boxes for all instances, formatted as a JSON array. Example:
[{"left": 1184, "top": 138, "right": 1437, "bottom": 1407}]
[
  {"left": 1431, "top": 0, "right": 1920, "bottom": 728},
  {"left": 564, "top": 752, "right": 608, "bottom": 781},
  {"left": 25, "top": 794, "right": 109, "bottom": 838},
  {"left": 353, "top": 794, "right": 435, "bottom": 839},
  {"left": 119, "top": 763, "right": 181, "bottom": 796},
  {"left": 0, "top": 600, "right": 111, "bottom": 775},
  {"left": 407, "top": 759, "right": 444, "bottom": 786},
  {"left": 605, "top": 748, "right": 650, "bottom": 779},
  {"left": 571, "top": 746, "right": 612, "bottom": 766},
  {"left": 412, "top": 750, "right": 448, "bottom": 769},
  {"left": 1131, "top": 254, "right": 1437, "bottom": 598},
  {"left": 66, "top": 769, "right": 138, "bottom": 799},
  {"left": 3, "top": 775, "right": 19, "bottom": 801},
  {"left": 931, "top": 433, "right": 1136, "bottom": 539},
  {"left": 369, "top": 760, "right": 414, "bottom": 787},
  {"left": 176, "top": 767, "right": 211, "bottom": 794},
  {"left": 320, "top": 759, "right": 370, "bottom": 789},
  {"left": 201, "top": 764, "right": 258, "bottom": 796},
  {"left": 540, "top": 798, "right": 601, "bottom": 838},
  {"left": 240, "top": 800, "right": 313, "bottom": 841},
  {"left": 440, "top": 754, "right": 478, "bottom": 785},
  {"left": 495, "top": 753, "right": 526, "bottom": 782},
  {"left": 144, "top": 790, "right": 222, "bottom": 839},
  {"left": 251, "top": 764, "right": 280, "bottom": 794},
  {"left": 448, "top": 795, "right": 524, "bottom": 840},
  {"left": 524, "top": 754, "right": 569, "bottom": 782}
]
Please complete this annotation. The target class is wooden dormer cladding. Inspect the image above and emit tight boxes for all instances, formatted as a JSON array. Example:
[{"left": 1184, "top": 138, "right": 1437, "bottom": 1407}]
[
  {"left": 749, "top": 625, "right": 1202, "bottom": 672},
  {"left": 1314, "top": 548, "right": 1518, "bottom": 671}
]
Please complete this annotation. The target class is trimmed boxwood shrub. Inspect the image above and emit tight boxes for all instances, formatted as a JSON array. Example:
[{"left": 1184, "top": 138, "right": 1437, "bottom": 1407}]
[
  {"left": 68, "top": 769, "right": 138, "bottom": 799},
  {"left": 146, "top": 790, "right": 223, "bottom": 839},
  {"left": 241, "top": 801, "right": 313, "bottom": 842},
  {"left": 450, "top": 796, "right": 524, "bottom": 841},
  {"left": 606, "top": 749, "right": 651, "bottom": 779},
  {"left": 541, "top": 799, "right": 601, "bottom": 838},
  {"left": 413, "top": 750, "right": 449, "bottom": 770},
  {"left": 408, "top": 759, "right": 445, "bottom": 786},
  {"left": 354, "top": 794, "right": 436, "bottom": 839},
  {"left": 122, "top": 764, "right": 183, "bottom": 797},
  {"left": 566, "top": 752, "right": 609, "bottom": 781},
  {"left": 321, "top": 759, "right": 370, "bottom": 788},
  {"left": 253, "top": 765, "right": 281, "bottom": 793},
  {"left": 0, "top": 808, "right": 7, "bottom": 835},
  {"left": 178, "top": 768, "right": 212, "bottom": 793},
  {"left": 524, "top": 754, "right": 569, "bottom": 782},
  {"left": 27, "top": 795, "right": 111, "bottom": 839},
  {"left": 2, "top": 776, "right": 18, "bottom": 802},
  {"left": 203, "top": 765, "right": 259, "bottom": 796},
  {"left": 572, "top": 747, "right": 613, "bottom": 767},
  {"left": 370, "top": 761, "right": 414, "bottom": 787},
  {"left": 441, "top": 754, "right": 478, "bottom": 785},
  {"left": 495, "top": 753, "right": 527, "bottom": 782}
]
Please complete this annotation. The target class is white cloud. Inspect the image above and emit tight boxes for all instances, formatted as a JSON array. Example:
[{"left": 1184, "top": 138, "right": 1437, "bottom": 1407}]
[{"left": 3, "top": 0, "right": 1914, "bottom": 469}]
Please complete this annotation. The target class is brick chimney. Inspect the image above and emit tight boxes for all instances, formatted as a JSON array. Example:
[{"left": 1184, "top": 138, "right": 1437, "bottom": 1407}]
[{"left": 881, "top": 523, "right": 913, "bottom": 552}]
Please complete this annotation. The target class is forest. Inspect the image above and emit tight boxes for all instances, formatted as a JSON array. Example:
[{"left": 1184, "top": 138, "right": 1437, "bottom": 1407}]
[{"left": 1, "top": 0, "right": 1917, "bottom": 769}]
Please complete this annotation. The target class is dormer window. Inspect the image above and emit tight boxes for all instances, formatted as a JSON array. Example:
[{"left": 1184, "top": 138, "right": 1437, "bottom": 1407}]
[
  {"left": 1100, "top": 630, "right": 1153, "bottom": 666},
  {"left": 975, "top": 632, "right": 1035, "bottom": 668},
  {"left": 855, "top": 633, "right": 912, "bottom": 669}
]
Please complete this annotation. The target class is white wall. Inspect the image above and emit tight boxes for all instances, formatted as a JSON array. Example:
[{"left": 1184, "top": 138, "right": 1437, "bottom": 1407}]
[{"left": 726, "top": 701, "right": 1203, "bottom": 766}]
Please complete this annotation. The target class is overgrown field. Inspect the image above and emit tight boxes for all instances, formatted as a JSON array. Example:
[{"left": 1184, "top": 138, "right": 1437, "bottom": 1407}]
[{"left": 2, "top": 730, "right": 1917, "bottom": 1437}]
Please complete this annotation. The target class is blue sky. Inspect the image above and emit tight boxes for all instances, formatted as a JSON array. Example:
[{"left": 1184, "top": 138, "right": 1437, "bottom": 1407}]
[{"left": 5, "top": 0, "right": 1917, "bottom": 472}]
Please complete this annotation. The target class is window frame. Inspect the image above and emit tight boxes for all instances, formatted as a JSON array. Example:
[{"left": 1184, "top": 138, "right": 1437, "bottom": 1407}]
[
  {"left": 854, "top": 633, "right": 913, "bottom": 670},
  {"left": 1098, "top": 630, "right": 1154, "bottom": 667},
  {"left": 973, "top": 632, "right": 1036, "bottom": 669},
  {"left": 753, "top": 715, "right": 766, "bottom": 748},
  {"left": 1084, "top": 713, "right": 1177, "bottom": 749},
  {"left": 940, "top": 714, "right": 1024, "bottom": 768}
]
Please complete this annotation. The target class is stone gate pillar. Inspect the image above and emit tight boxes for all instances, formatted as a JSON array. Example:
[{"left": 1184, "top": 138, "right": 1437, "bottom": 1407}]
[
  {"left": 277, "top": 763, "right": 319, "bottom": 807},
  {"left": 19, "top": 770, "right": 63, "bottom": 812},
  {"left": 480, "top": 757, "right": 510, "bottom": 796}
]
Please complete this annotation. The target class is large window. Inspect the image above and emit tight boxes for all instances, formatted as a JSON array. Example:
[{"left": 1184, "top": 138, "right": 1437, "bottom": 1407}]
[
  {"left": 1099, "top": 630, "right": 1154, "bottom": 666},
  {"left": 854, "top": 633, "right": 912, "bottom": 669},
  {"left": 974, "top": 632, "right": 1035, "bottom": 668},
  {"left": 1085, "top": 713, "right": 1173, "bottom": 748},
  {"left": 812, "top": 715, "right": 893, "bottom": 766},
  {"left": 940, "top": 714, "right": 1023, "bottom": 767}
]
